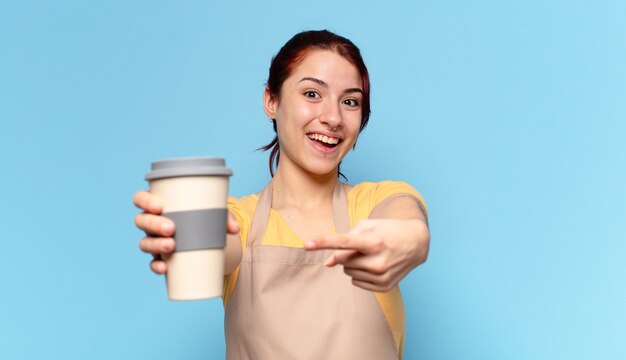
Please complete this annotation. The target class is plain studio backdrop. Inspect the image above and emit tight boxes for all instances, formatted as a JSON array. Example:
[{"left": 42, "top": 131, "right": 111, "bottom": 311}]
[{"left": 1, "top": 1, "right": 624, "bottom": 359}]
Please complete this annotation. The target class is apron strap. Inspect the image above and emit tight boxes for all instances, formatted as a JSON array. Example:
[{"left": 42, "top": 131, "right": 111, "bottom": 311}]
[
  {"left": 248, "top": 181, "right": 273, "bottom": 247},
  {"left": 248, "top": 180, "right": 350, "bottom": 246}
]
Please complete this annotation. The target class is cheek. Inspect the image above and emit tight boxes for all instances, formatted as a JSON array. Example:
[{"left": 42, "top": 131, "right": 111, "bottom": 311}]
[
  {"left": 345, "top": 112, "right": 362, "bottom": 134},
  {"left": 294, "top": 101, "right": 318, "bottom": 121},
  {"left": 277, "top": 98, "right": 316, "bottom": 124}
]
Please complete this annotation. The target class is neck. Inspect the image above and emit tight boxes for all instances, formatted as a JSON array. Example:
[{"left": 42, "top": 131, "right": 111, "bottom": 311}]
[{"left": 271, "top": 161, "right": 339, "bottom": 210}]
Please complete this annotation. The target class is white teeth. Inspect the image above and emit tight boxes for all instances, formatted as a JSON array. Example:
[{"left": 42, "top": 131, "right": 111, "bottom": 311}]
[{"left": 308, "top": 133, "right": 339, "bottom": 145}]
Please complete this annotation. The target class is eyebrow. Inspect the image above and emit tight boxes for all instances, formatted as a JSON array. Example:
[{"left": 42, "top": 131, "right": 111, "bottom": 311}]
[
  {"left": 299, "top": 77, "right": 363, "bottom": 95},
  {"left": 299, "top": 77, "right": 327, "bottom": 87}
]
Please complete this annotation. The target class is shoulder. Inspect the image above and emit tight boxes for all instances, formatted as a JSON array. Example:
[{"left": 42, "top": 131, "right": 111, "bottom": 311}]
[
  {"left": 228, "top": 194, "right": 258, "bottom": 214},
  {"left": 350, "top": 180, "right": 424, "bottom": 204}
]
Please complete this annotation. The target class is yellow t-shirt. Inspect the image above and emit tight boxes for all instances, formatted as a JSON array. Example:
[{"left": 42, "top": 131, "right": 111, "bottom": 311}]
[{"left": 224, "top": 180, "right": 427, "bottom": 357}]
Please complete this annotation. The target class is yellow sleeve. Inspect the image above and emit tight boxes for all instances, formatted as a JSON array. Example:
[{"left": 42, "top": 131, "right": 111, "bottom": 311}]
[
  {"left": 227, "top": 196, "right": 253, "bottom": 251},
  {"left": 370, "top": 180, "right": 428, "bottom": 217},
  {"left": 349, "top": 181, "right": 427, "bottom": 224}
]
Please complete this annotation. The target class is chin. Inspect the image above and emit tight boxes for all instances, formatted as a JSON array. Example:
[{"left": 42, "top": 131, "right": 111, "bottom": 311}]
[{"left": 303, "top": 162, "right": 340, "bottom": 178}]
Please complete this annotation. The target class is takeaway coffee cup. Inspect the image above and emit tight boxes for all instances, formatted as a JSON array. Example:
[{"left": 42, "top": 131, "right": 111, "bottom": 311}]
[{"left": 145, "top": 157, "right": 233, "bottom": 301}]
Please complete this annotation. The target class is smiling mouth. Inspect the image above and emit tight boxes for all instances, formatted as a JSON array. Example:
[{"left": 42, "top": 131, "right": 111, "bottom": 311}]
[{"left": 307, "top": 133, "right": 342, "bottom": 148}]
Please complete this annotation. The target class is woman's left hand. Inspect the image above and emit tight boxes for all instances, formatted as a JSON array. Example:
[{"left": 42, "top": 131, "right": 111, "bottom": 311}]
[{"left": 304, "top": 218, "right": 430, "bottom": 292}]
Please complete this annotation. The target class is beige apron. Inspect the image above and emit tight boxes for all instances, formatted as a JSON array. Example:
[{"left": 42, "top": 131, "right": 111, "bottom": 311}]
[{"left": 225, "top": 181, "right": 399, "bottom": 359}]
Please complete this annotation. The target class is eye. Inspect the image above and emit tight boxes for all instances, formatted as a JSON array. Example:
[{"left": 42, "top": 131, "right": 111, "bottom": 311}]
[
  {"left": 343, "top": 98, "right": 359, "bottom": 107},
  {"left": 303, "top": 90, "right": 320, "bottom": 99}
]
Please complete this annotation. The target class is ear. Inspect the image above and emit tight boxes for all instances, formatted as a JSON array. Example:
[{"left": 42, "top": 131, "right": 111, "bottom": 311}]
[{"left": 263, "top": 87, "right": 278, "bottom": 120}]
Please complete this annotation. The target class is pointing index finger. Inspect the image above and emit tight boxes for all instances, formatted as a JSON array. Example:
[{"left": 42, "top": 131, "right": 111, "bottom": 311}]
[{"left": 305, "top": 233, "right": 371, "bottom": 253}]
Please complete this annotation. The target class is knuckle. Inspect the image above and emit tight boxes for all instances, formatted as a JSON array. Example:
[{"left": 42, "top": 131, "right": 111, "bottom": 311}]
[
  {"left": 372, "top": 236, "right": 385, "bottom": 252},
  {"left": 371, "top": 259, "right": 387, "bottom": 274}
]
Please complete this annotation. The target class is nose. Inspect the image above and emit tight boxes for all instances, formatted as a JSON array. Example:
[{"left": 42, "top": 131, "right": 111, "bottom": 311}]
[{"left": 319, "top": 101, "right": 342, "bottom": 130}]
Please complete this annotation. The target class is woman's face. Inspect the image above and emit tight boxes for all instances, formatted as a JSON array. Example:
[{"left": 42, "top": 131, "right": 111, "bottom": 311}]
[{"left": 264, "top": 49, "right": 363, "bottom": 178}]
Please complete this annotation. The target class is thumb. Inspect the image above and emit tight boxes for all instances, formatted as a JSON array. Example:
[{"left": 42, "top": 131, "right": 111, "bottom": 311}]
[{"left": 227, "top": 212, "right": 241, "bottom": 234}]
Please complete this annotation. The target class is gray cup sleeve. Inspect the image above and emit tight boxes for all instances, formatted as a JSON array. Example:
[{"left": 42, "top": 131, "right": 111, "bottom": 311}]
[{"left": 163, "top": 208, "right": 227, "bottom": 251}]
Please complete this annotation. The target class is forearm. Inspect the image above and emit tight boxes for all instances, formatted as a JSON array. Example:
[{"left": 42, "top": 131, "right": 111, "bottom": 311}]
[{"left": 224, "top": 232, "right": 243, "bottom": 274}]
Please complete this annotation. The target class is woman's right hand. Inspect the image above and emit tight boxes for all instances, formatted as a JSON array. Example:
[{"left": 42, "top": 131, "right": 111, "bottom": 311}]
[
  {"left": 133, "top": 191, "right": 175, "bottom": 275},
  {"left": 133, "top": 190, "right": 242, "bottom": 275}
]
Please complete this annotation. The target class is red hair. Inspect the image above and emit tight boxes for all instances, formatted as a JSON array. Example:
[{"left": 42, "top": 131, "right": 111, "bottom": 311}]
[{"left": 259, "top": 30, "right": 371, "bottom": 178}]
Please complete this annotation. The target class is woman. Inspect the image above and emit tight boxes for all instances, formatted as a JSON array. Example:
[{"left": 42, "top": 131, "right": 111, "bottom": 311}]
[{"left": 134, "top": 30, "right": 430, "bottom": 359}]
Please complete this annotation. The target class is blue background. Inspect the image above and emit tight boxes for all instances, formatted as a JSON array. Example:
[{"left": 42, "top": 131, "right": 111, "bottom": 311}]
[{"left": 1, "top": 1, "right": 624, "bottom": 359}]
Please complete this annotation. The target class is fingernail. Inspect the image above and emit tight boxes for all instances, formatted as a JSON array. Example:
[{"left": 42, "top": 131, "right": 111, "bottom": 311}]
[
  {"left": 304, "top": 241, "right": 315, "bottom": 249},
  {"left": 324, "top": 256, "right": 334, "bottom": 266}
]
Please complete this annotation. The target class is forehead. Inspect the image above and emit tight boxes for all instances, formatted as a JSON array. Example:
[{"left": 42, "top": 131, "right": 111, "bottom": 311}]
[{"left": 287, "top": 49, "right": 362, "bottom": 88}]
